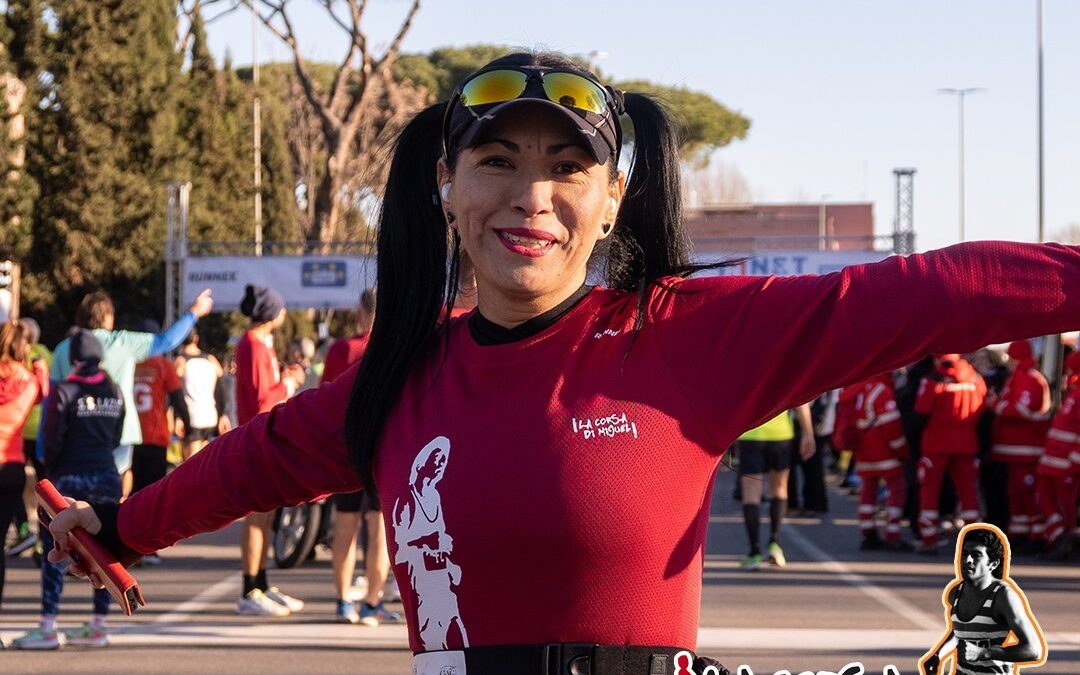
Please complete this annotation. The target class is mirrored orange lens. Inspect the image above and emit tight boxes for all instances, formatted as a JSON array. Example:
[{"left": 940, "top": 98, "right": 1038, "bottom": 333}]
[
  {"left": 541, "top": 72, "right": 608, "bottom": 115},
  {"left": 460, "top": 70, "right": 528, "bottom": 107}
]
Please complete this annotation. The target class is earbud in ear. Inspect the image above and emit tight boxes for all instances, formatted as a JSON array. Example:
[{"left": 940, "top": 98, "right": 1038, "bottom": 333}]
[{"left": 440, "top": 183, "right": 452, "bottom": 202}]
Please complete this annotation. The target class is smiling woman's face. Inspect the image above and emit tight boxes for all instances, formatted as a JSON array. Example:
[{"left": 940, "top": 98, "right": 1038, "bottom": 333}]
[{"left": 438, "top": 105, "right": 623, "bottom": 325}]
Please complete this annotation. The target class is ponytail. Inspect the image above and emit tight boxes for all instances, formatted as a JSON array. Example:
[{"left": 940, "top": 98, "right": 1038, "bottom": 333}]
[
  {"left": 345, "top": 102, "right": 454, "bottom": 492},
  {"left": 607, "top": 93, "right": 689, "bottom": 292},
  {"left": 608, "top": 93, "right": 743, "bottom": 324}
]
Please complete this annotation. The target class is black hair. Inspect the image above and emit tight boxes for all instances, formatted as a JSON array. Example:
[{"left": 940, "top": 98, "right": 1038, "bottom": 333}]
[
  {"left": 183, "top": 326, "right": 199, "bottom": 347},
  {"left": 962, "top": 528, "right": 1006, "bottom": 578},
  {"left": 346, "top": 50, "right": 737, "bottom": 491},
  {"left": 239, "top": 285, "right": 257, "bottom": 318}
]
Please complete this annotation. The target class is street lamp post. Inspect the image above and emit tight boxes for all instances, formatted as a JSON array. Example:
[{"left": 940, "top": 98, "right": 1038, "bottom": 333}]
[{"left": 939, "top": 87, "right": 985, "bottom": 242}]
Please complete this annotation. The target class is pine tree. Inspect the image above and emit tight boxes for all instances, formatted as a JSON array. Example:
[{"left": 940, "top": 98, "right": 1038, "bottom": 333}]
[
  {"left": 28, "top": 0, "right": 181, "bottom": 334},
  {"left": 0, "top": 1, "right": 43, "bottom": 261}
]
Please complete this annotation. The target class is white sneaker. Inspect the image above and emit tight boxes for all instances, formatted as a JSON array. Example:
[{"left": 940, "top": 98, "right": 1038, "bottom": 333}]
[
  {"left": 12, "top": 627, "right": 62, "bottom": 650},
  {"left": 349, "top": 575, "right": 369, "bottom": 602},
  {"left": 265, "top": 586, "right": 304, "bottom": 612},
  {"left": 236, "top": 589, "right": 290, "bottom": 617}
]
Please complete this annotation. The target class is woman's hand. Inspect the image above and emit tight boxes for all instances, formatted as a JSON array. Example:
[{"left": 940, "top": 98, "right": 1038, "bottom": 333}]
[
  {"left": 45, "top": 497, "right": 103, "bottom": 585},
  {"left": 798, "top": 433, "right": 817, "bottom": 461},
  {"left": 217, "top": 415, "right": 233, "bottom": 436}
]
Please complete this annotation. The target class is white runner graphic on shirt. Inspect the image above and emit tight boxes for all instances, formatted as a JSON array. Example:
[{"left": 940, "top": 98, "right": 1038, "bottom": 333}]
[{"left": 393, "top": 435, "right": 469, "bottom": 651}]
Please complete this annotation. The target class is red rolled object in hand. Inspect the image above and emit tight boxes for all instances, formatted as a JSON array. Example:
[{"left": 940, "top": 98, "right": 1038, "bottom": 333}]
[{"left": 35, "top": 479, "right": 146, "bottom": 616}]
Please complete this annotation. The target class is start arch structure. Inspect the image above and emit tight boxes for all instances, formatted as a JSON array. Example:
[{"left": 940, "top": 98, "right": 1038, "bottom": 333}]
[{"left": 164, "top": 183, "right": 376, "bottom": 325}]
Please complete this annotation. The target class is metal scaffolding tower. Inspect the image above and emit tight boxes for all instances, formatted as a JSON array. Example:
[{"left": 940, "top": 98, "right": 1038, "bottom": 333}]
[{"left": 893, "top": 168, "right": 916, "bottom": 254}]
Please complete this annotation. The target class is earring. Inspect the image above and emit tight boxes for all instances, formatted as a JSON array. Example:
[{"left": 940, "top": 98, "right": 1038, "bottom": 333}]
[{"left": 601, "top": 222, "right": 613, "bottom": 235}]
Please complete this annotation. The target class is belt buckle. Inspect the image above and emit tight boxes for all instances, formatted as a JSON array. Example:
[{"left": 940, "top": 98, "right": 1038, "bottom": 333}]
[{"left": 542, "top": 643, "right": 598, "bottom": 675}]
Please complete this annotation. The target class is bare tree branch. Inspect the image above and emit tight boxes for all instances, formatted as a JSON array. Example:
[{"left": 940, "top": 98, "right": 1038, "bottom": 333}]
[
  {"left": 242, "top": 0, "right": 342, "bottom": 136},
  {"left": 374, "top": 0, "right": 420, "bottom": 76},
  {"left": 319, "top": 0, "right": 353, "bottom": 35}
]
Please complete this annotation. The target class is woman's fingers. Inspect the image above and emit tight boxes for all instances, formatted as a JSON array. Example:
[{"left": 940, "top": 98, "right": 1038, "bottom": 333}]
[{"left": 46, "top": 497, "right": 103, "bottom": 559}]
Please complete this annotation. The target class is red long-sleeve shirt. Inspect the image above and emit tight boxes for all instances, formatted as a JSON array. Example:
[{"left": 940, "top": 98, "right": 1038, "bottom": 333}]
[
  {"left": 1040, "top": 384, "right": 1080, "bottom": 476},
  {"left": 914, "top": 357, "right": 987, "bottom": 456},
  {"left": 235, "top": 331, "right": 290, "bottom": 426},
  {"left": 852, "top": 374, "right": 907, "bottom": 473},
  {"left": 991, "top": 357, "right": 1051, "bottom": 463},
  {"left": 0, "top": 360, "right": 47, "bottom": 464},
  {"left": 119, "top": 241, "right": 1080, "bottom": 654}
]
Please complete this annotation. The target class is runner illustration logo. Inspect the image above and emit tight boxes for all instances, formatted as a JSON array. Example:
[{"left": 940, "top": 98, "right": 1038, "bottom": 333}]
[{"left": 919, "top": 523, "right": 1047, "bottom": 675}]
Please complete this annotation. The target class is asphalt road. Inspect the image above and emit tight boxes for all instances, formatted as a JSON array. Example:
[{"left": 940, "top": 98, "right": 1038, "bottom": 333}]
[{"left": 2, "top": 467, "right": 1078, "bottom": 674}]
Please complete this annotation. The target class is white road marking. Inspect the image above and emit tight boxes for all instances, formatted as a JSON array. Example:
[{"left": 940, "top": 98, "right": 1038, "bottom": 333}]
[
  {"left": 152, "top": 572, "right": 241, "bottom": 625},
  {"left": 783, "top": 525, "right": 942, "bottom": 631}
]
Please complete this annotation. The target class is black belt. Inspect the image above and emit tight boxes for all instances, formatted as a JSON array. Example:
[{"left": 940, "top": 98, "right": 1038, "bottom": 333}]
[{"left": 422, "top": 643, "right": 731, "bottom": 675}]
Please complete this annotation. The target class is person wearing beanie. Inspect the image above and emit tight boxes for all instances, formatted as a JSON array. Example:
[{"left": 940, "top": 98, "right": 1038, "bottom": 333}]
[
  {"left": 989, "top": 339, "right": 1052, "bottom": 552},
  {"left": 13, "top": 330, "right": 124, "bottom": 650},
  {"left": 1035, "top": 348, "right": 1080, "bottom": 560},
  {"left": 233, "top": 285, "right": 305, "bottom": 617},
  {"left": 914, "top": 354, "right": 988, "bottom": 553}
]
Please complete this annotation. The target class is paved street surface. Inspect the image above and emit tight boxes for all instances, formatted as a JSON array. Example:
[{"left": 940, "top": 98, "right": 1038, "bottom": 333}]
[{"left": 3, "top": 468, "right": 1078, "bottom": 674}]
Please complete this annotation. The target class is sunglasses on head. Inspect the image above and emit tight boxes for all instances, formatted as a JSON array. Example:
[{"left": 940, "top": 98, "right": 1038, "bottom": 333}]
[
  {"left": 457, "top": 67, "right": 612, "bottom": 116},
  {"left": 442, "top": 66, "right": 621, "bottom": 159}
]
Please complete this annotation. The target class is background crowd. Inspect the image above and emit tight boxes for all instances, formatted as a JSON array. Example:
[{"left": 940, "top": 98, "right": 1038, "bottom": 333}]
[{"left": 2, "top": 284, "right": 1078, "bottom": 649}]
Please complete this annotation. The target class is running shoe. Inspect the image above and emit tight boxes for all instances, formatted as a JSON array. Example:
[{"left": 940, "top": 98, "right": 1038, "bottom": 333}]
[
  {"left": 359, "top": 601, "right": 401, "bottom": 627},
  {"left": 141, "top": 553, "right": 162, "bottom": 566},
  {"left": 236, "top": 589, "right": 290, "bottom": 617},
  {"left": 350, "top": 574, "right": 369, "bottom": 601},
  {"left": 12, "top": 627, "right": 61, "bottom": 650},
  {"left": 5, "top": 530, "right": 37, "bottom": 557},
  {"left": 336, "top": 600, "right": 360, "bottom": 624},
  {"left": 63, "top": 623, "right": 108, "bottom": 647},
  {"left": 738, "top": 553, "right": 762, "bottom": 571},
  {"left": 265, "top": 586, "right": 304, "bottom": 612},
  {"left": 767, "top": 541, "right": 787, "bottom": 568}
]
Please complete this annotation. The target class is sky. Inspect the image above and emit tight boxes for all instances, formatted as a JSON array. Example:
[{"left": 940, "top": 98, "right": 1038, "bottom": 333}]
[{"left": 202, "top": 0, "right": 1080, "bottom": 253}]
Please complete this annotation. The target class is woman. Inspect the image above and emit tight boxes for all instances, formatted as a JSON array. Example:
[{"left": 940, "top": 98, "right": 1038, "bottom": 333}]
[
  {"left": 47, "top": 52, "right": 1080, "bottom": 674},
  {"left": 174, "top": 327, "right": 227, "bottom": 461},
  {"left": 232, "top": 285, "right": 306, "bottom": 617},
  {"left": 0, "top": 321, "right": 47, "bottom": 614}
]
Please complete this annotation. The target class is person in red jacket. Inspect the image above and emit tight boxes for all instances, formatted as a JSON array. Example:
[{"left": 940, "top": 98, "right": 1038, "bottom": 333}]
[
  {"left": 990, "top": 340, "right": 1051, "bottom": 549},
  {"left": 831, "top": 382, "right": 862, "bottom": 490},
  {"left": 43, "top": 51, "right": 1080, "bottom": 674},
  {"left": 234, "top": 285, "right": 306, "bottom": 617},
  {"left": 0, "top": 321, "right": 47, "bottom": 614},
  {"left": 914, "top": 354, "right": 987, "bottom": 552},
  {"left": 1035, "top": 349, "right": 1080, "bottom": 560},
  {"left": 851, "top": 372, "right": 909, "bottom": 550}
]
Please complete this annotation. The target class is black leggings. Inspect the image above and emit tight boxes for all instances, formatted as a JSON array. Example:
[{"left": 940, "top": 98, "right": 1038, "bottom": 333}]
[
  {"left": 131, "top": 444, "right": 168, "bottom": 494},
  {"left": 0, "top": 461, "right": 28, "bottom": 610}
]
